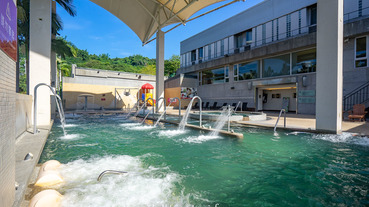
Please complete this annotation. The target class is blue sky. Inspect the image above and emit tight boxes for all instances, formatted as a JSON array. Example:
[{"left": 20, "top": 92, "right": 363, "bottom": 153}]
[{"left": 57, "top": 0, "right": 264, "bottom": 59}]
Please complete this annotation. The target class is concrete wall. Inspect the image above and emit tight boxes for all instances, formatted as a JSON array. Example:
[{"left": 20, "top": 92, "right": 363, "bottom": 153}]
[
  {"left": 15, "top": 94, "right": 32, "bottom": 138},
  {"left": 0, "top": 49, "right": 16, "bottom": 207},
  {"left": 63, "top": 81, "right": 146, "bottom": 110},
  {"left": 63, "top": 68, "right": 159, "bottom": 110}
]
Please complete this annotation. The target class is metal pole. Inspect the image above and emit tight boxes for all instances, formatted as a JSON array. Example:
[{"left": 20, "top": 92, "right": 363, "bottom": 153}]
[
  {"left": 228, "top": 105, "right": 231, "bottom": 132},
  {"left": 84, "top": 96, "right": 88, "bottom": 111},
  {"left": 284, "top": 109, "right": 286, "bottom": 128}
]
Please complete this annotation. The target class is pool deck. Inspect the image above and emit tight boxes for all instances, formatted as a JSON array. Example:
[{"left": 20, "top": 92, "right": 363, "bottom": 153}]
[
  {"left": 14, "top": 122, "right": 53, "bottom": 207},
  {"left": 165, "top": 109, "right": 369, "bottom": 136}
]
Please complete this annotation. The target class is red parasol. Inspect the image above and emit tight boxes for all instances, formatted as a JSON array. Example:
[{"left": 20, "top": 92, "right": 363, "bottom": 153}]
[{"left": 141, "top": 83, "right": 154, "bottom": 89}]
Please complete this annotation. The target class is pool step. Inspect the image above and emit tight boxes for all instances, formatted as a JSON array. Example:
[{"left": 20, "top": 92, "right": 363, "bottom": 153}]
[{"left": 137, "top": 115, "right": 244, "bottom": 139}]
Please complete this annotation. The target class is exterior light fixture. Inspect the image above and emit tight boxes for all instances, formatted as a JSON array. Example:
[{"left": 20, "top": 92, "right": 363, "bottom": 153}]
[
  {"left": 248, "top": 82, "right": 253, "bottom": 90},
  {"left": 302, "top": 76, "right": 307, "bottom": 87}
]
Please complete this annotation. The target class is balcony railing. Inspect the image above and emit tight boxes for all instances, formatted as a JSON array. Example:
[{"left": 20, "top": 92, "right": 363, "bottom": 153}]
[{"left": 180, "top": 6, "right": 369, "bottom": 69}]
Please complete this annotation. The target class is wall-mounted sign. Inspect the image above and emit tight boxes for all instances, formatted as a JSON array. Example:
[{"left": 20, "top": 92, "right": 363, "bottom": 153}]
[
  {"left": 180, "top": 87, "right": 197, "bottom": 99},
  {"left": 0, "top": 0, "right": 17, "bottom": 61}
]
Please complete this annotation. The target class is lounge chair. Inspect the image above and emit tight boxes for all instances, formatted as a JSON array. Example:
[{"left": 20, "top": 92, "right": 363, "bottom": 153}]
[
  {"left": 204, "top": 102, "right": 209, "bottom": 109},
  {"left": 348, "top": 104, "right": 367, "bottom": 122},
  {"left": 193, "top": 102, "right": 199, "bottom": 109},
  {"left": 210, "top": 102, "right": 217, "bottom": 110},
  {"left": 242, "top": 102, "right": 248, "bottom": 111}
]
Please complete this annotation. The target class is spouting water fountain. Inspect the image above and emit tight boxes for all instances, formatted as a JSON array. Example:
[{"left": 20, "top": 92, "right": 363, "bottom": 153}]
[
  {"left": 134, "top": 97, "right": 155, "bottom": 118},
  {"left": 33, "top": 83, "right": 66, "bottom": 134},
  {"left": 178, "top": 96, "right": 202, "bottom": 131},
  {"left": 125, "top": 102, "right": 138, "bottom": 118},
  {"left": 154, "top": 101, "right": 173, "bottom": 127},
  {"left": 209, "top": 105, "right": 234, "bottom": 137}
]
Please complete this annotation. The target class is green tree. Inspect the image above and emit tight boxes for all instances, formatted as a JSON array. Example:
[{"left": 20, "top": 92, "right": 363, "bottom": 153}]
[{"left": 164, "top": 55, "right": 180, "bottom": 77}]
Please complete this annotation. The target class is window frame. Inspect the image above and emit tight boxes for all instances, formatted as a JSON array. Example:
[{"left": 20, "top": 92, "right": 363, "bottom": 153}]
[{"left": 355, "top": 35, "right": 368, "bottom": 68}]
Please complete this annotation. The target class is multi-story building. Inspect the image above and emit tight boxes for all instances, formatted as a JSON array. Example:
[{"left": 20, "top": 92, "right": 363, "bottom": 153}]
[{"left": 171, "top": 0, "right": 369, "bottom": 114}]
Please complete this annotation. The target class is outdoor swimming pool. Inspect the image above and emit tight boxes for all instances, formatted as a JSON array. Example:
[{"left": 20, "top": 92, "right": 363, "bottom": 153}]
[{"left": 40, "top": 114, "right": 369, "bottom": 206}]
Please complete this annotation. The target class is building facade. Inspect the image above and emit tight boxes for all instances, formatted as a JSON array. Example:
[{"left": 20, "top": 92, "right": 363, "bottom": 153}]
[
  {"left": 176, "top": 0, "right": 369, "bottom": 114},
  {"left": 63, "top": 66, "right": 160, "bottom": 111}
]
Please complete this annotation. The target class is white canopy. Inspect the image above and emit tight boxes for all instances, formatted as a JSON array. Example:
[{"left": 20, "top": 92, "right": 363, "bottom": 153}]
[{"left": 89, "top": 0, "right": 232, "bottom": 44}]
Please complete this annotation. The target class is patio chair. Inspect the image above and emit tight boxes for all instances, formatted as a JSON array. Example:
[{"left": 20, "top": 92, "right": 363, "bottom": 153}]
[
  {"left": 242, "top": 102, "right": 248, "bottom": 111},
  {"left": 204, "top": 102, "right": 209, "bottom": 109},
  {"left": 348, "top": 104, "right": 367, "bottom": 122},
  {"left": 210, "top": 102, "right": 217, "bottom": 110},
  {"left": 193, "top": 102, "right": 199, "bottom": 109}
]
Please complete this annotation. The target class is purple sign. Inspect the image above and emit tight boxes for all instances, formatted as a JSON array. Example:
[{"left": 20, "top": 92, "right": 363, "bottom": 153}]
[{"left": 0, "top": 0, "right": 17, "bottom": 61}]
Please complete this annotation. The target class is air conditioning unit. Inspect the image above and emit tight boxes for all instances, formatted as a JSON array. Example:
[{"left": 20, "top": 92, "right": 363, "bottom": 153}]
[
  {"left": 234, "top": 48, "right": 240, "bottom": 54},
  {"left": 199, "top": 59, "right": 202, "bottom": 63},
  {"left": 192, "top": 61, "right": 195, "bottom": 65},
  {"left": 244, "top": 45, "right": 251, "bottom": 51}
]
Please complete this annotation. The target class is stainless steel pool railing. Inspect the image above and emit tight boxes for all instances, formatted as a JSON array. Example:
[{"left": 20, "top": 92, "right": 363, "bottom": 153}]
[
  {"left": 274, "top": 109, "right": 286, "bottom": 132},
  {"left": 234, "top": 101, "right": 243, "bottom": 112},
  {"left": 171, "top": 97, "right": 181, "bottom": 117},
  {"left": 97, "top": 170, "right": 127, "bottom": 182},
  {"left": 33, "top": 83, "right": 65, "bottom": 134}
]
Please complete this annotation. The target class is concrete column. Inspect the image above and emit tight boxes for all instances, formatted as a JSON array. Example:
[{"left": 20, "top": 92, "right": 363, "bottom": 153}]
[
  {"left": 315, "top": 0, "right": 343, "bottom": 133},
  {"left": 156, "top": 30, "right": 165, "bottom": 112},
  {"left": 29, "top": 0, "right": 52, "bottom": 126},
  {"left": 50, "top": 1, "right": 57, "bottom": 118}
]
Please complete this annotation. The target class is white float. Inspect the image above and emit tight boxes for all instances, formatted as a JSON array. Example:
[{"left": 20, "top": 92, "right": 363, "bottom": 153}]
[{"left": 28, "top": 189, "right": 62, "bottom": 207}]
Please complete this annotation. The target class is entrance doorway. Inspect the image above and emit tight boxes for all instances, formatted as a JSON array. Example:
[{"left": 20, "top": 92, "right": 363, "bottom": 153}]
[{"left": 256, "top": 85, "right": 297, "bottom": 112}]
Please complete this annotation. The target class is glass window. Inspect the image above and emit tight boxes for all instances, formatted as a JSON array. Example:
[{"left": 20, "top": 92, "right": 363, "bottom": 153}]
[
  {"left": 199, "top": 47, "right": 203, "bottom": 60},
  {"left": 235, "top": 61, "right": 259, "bottom": 81},
  {"left": 262, "top": 54, "right": 290, "bottom": 77},
  {"left": 246, "top": 29, "right": 252, "bottom": 44},
  {"left": 356, "top": 59, "right": 367, "bottom": 68},
  {"left": 292, "top": 49, "right": 316, "bottom": 74},
  {"left": 235, "top": 32, "right": 244, "bottom": 48},
  {"left": 225, "top": 66, "right": 229, "bottom": 82},
  {"left": 208, "top": 45, "right": 211, "bottom": 60},
  {"left": 356, "top": 37, "right": 367, "bottom": 58},
  {"left": 355, "top": 36, "right": 368, "bottom": 68},
  {"left": 191, "top": 50, "right": 196, "bottom": 62},
  {"left": 234, "top": 65, "right": 238, "bottom": 81},
  {"left": 310, "top": 5, "right": 317, "bottom": 25},
  {"left": 202, "top": 67, "right": 228, "bottom": 85},
  {"left": 221, "top": 40, "right": 224, "bottom": 56}
]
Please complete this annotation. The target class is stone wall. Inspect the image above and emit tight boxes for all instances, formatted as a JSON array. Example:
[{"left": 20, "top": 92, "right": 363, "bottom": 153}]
[{"left": 0, "top": 49, "right": 16, "bottom": 206}]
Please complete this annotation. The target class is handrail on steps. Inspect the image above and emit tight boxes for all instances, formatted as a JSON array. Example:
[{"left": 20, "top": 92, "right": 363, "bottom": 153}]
[{"left": 274, "top": 109, "right": 286, "bottom": 132}]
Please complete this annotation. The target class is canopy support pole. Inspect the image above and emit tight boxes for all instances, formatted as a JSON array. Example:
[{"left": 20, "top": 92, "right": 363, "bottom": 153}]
[
  {"left": 315, "top": 0, "right": 343, "bottom": 133},
  {"left": 156, "top": 30, "right": 165, "bottom": 112}
]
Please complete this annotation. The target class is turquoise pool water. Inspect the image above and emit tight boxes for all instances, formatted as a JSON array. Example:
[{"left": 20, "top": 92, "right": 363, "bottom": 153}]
[{"left": 40, "top": 115, "right": 369, "bottom": 207}]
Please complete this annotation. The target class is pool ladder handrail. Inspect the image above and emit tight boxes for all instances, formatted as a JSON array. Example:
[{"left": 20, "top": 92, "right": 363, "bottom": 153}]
[
  {"left": 274, "top": 109, "right": 286, "bottom": 132},
  {"left": 170, "top": 97, "right": 181, "bottom": 117},
  {"left": 33, "top": 83, "right": 65, "bottom": 134},
  {"left": 234, "top": 101, "right": 243, "bottom": 113},
  {"left": 97, "top": 170, "right": 127, "bottom": 182}
]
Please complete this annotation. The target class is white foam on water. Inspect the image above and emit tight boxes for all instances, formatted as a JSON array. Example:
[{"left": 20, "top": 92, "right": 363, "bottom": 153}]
[
  {"left": 158, "top": 130, "right": 188, "bottom": 137},
  {"left": 63, "top": 124, "right": 78, "bottom": 128},
  {"left": 312, "top": 132, "right": 369, "bottom": 146},
  {"left": 59, "top": 155, "right": 193, "bottom": 207},
  {"left": 60, "top": 134, "right": 84, "bottom": 140},
  {"left": 71, "top": 143, "right": 98, "bottom": 147},
  {"left": 120, "top": 123, "right": 141, "bottom": 127},
  {"left": 129, "top": 126, "right": 154, "bottom": 131},
  {"left": 182, "top": 135, "right": 221, "bottom": 144}
]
